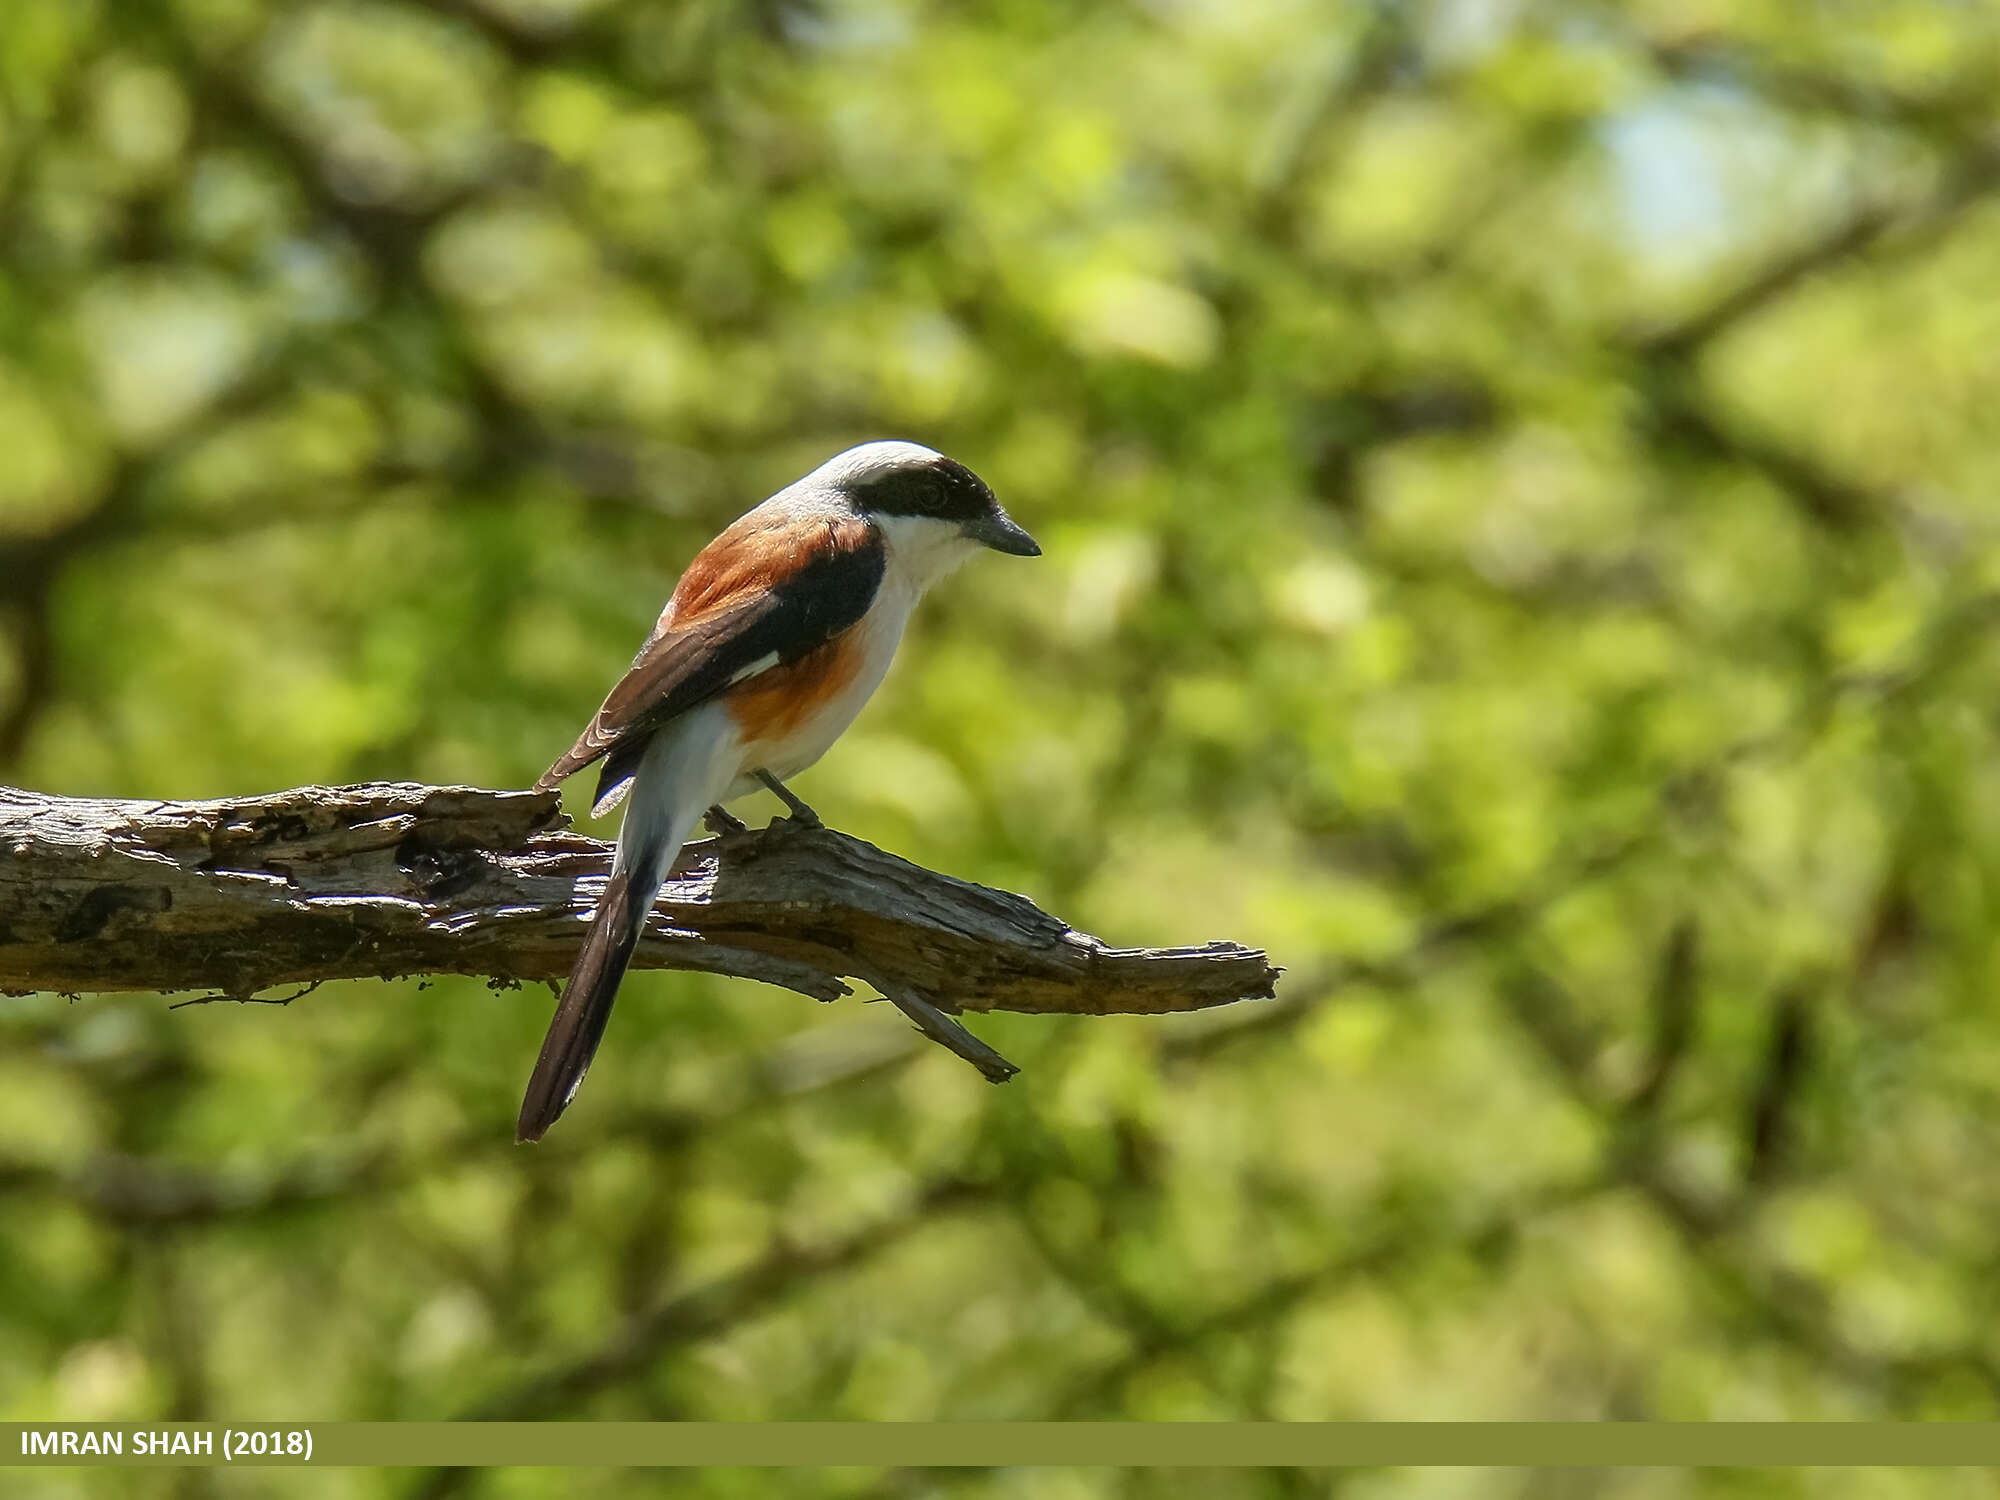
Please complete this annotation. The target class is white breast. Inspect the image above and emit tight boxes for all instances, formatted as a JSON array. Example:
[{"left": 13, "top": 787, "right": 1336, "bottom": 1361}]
[
  {"left": 723, "top": 568, "right": 922, "bottom": 796},
  {"left": 720, "top": 511, "right": 977, "bottom": 800}
]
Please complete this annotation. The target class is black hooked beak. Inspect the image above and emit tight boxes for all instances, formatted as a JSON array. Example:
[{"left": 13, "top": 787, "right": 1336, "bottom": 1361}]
[{"left": 966, "top": 507, "right": 1041, "bottom": 557}]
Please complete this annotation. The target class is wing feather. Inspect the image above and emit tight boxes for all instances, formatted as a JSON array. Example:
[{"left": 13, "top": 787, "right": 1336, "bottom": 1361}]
[{"left": 539, "top": 513, "right": 883, "bottom": 795}]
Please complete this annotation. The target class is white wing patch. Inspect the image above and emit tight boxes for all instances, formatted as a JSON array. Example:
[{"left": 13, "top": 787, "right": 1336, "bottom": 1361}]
[
  {"left": 590, "top": 776, "right": 635, "bottom": 820},
  {"left": 726, "top": 651, "right": 781, "bottom": 686}
]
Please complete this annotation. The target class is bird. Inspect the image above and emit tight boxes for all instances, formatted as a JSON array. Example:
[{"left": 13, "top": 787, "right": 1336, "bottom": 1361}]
[{"left": 517, "top": 440, "right": 1041, "bottom": 1141}]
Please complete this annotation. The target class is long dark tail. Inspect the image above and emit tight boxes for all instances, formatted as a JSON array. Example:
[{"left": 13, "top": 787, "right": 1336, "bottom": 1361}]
[
  {"left": 515, "top": 863, "right": 655, "bottom": 1141},
  {"left": 517, "top": 709, "right": 733, "bottom": 1142}
]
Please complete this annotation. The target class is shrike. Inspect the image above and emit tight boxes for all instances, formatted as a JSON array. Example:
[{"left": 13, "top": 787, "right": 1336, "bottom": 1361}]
[{"left": 518, "top": 441, "right": 1040, "bottom": 1141}]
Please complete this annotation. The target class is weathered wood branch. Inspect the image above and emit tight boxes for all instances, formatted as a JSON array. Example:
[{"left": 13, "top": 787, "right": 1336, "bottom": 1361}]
[{"left": 0, "top": 783, "right": 1278, "bottom": 1054}]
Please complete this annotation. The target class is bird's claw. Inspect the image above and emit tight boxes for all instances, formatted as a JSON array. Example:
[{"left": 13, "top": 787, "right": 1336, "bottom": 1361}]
[{"left": 753, "top": 768, "right": 823, "bottom": 829}]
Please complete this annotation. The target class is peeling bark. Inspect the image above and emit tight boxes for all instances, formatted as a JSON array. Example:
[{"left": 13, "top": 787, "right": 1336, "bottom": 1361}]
[{"left": 0, "top": 784, "right": 1279, "bottom": 1031}]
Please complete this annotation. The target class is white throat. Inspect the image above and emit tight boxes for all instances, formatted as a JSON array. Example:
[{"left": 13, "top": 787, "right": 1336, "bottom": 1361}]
[{"left": 872, "top": 512, "right": 981, "bottom": 595}]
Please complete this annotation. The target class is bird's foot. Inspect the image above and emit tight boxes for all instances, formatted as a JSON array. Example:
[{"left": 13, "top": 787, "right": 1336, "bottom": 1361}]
[
  {"left": 753, "top": 768, "right": 823, "bottom": 829},
  {"left": 703, "top": 804, "right": 747, "bottom": 836}
]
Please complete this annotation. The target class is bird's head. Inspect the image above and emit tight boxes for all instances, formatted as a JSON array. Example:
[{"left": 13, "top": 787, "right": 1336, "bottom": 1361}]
[{"left": 812, "top": 440, "right": 1039, "bottom": 583}]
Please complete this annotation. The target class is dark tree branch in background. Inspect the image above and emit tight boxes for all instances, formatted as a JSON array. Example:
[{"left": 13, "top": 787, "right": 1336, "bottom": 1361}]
[
  {"left": 1625, "top": 917, "right": 1699, "bottom": 1119},
  {"left": 1743, "top": 983, "right": 1815, "bottom": 1187},
  {"left": 0, "top": 783, "right": 1278, "bottom": 1073},
  {"left": 454, "top": 1173, "right": 997, "bottom": 1427}
]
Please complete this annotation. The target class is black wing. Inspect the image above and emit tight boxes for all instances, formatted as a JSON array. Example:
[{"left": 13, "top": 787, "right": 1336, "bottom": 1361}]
[{"left": 537, "top": 526, "right": 885, "bottom": 806}]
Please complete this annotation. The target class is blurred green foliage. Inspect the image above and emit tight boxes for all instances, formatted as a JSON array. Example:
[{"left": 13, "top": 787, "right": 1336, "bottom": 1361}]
[{"left": 7, "top": 0, "right": 2000, "bottom": 1495}]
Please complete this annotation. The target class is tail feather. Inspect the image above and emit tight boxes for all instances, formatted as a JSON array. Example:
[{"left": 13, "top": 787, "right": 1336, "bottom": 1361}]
[
  {"left": 515, "top": 867, "right": 651, "bottom": 1142},
  {"left": 517, "top": 703, "right": 739, "bottom": 1142}
]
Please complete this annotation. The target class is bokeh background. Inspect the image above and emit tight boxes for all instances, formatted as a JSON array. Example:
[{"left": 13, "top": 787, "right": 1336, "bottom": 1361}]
[{"left": 6, "top": 0, "right": 2000, "bottom": 1494}]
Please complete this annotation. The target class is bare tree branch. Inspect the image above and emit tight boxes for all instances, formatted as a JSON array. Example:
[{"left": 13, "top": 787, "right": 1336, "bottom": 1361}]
[{"left": 0, "top": 783, "right": 1279, "bottom": 1038}]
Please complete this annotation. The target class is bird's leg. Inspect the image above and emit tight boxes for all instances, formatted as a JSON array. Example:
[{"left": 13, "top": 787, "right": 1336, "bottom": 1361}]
[
  {"left": 703, "top": 804, "right": 747, "bottom": 836},
  {"left": 754, "top": 768, "right": 823, "bottom": 829}
]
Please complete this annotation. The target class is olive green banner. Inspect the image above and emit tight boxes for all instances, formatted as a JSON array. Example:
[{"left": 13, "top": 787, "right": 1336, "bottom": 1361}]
[{"left": 7, "top": 1423, "right": 2000, "bottom": 1467}]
